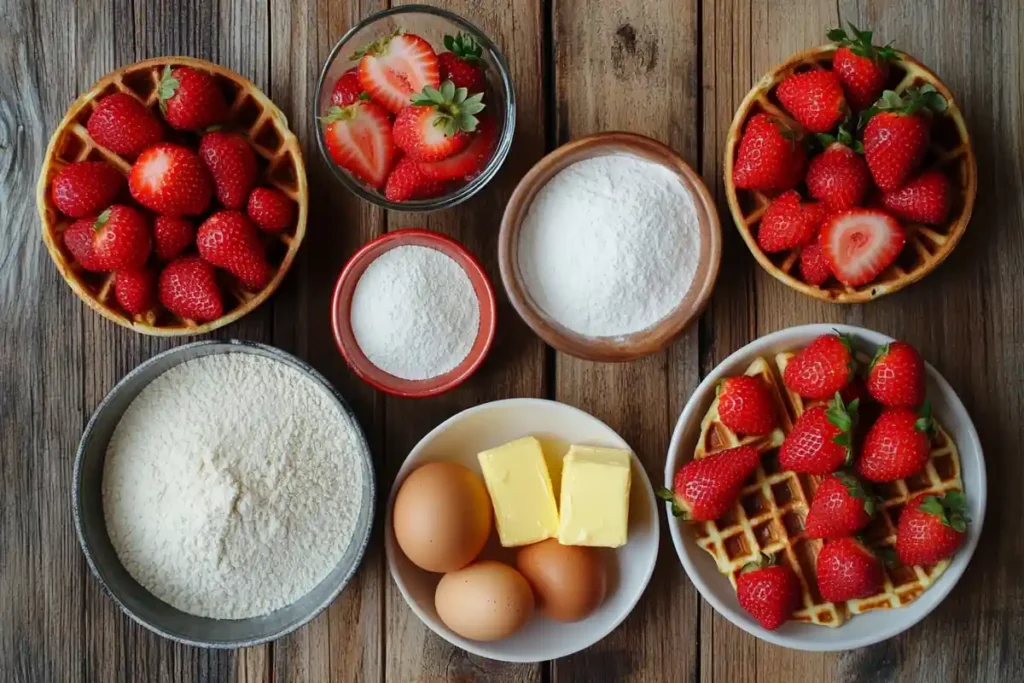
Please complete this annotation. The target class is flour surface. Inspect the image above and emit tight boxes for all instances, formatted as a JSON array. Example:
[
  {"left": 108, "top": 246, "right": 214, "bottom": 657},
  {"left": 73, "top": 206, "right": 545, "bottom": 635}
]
[{"left": 102, "top": 353, "right": 365, "bottom": 619}]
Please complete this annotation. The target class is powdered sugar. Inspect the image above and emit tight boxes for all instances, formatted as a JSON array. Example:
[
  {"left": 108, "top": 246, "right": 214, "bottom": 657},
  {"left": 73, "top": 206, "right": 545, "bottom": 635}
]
[
  {"left": 350, "top": 245, "right": 479, "bottom": 380},
  {"left": 102, "top": 353, "right": 365, "bottom": 620},
  {"left": 517, "top": 153, "right": 701, "bottom": 338}
]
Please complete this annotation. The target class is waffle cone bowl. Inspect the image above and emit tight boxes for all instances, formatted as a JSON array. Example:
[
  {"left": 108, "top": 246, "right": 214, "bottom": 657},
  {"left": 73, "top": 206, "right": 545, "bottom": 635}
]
[
  {"left": 724, "top": 45, "right": 977, "bottom": 303},
  {"left": 37, "top": 57, "right": 307, "bottom": 335}
]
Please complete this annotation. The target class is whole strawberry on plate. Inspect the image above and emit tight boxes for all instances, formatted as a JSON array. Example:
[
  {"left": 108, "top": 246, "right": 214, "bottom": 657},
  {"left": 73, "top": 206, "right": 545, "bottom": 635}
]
[
  {"left": 756, "top": 190, "right": 822, "bottom": 254},
  {"left": 717, "top": 375, "right": 778, "bottom": 437},
  {"left": 827, "top": 24, "right": 898, "bottom": 111},
  {"left": 779, "top": 393, "right": 858, "bottom": 475},
  {"left": 158, "top": 255, "right": 224, "bottom": 322},
  {"left": 86, "top": 92, "right": 164, "bottom": 157},
  {"left": 881, "top": 170, "right": 952, "bottom": 225},
  {"left": 198, "top": 131, "right": 258, "bottom": 210},
  {"left": 50, "top": 161, "right": 126, "bottom": 219},
  {"left": 857, "top": 403, "right": 935, "bottom": 482},
  {"left": 896, "top": 491, "right": 968, "bottom": 566},
  {"left": 867, "top": 340, "right": 926, "bottom": 408},
  {"left": 157, "top": 65, "right": 229, "bottom": 131},
  {"left": 783, "top": 332, "right": 855, "bottom": 400},
  {"left": 816, "top": 537, "right": 884, "bottom": 602},
  {"left": 804, "top": 471, "right": 876, "bottom": 539},
  {"left": 775, "top": 69, "right": 847, "bottom": 134},
  {"left": 355, "top": 32, "right": 441, "bottom": 114},
  {"left": 736, "top": 556, "right": 801, "bottom": 630},
  {"left": 657, "top": 445, "right": 761, "bottom": 522},
  {"left": 732, "top": 113, "right": 806, "bottom": 192},
  {"left": 196, "top": 210, "right": 272, "bottom": 291},
  {"left": 861, "top": 85, "right": 947, "bottom": 191},
  {"left": 805, "top": 126, "right": 870, "bottom": 212}
]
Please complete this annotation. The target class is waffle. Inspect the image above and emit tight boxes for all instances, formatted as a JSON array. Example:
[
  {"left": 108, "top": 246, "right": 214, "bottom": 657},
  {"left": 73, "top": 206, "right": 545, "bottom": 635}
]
[
  {"left": 691, "top": 352, "right": 963, "bottom": 627},
  {"left": 723, "top": 45, "right": 977, "bottom": 303},
  {"left": 36, "top": 57, "right": 307, "bottom": 336}
]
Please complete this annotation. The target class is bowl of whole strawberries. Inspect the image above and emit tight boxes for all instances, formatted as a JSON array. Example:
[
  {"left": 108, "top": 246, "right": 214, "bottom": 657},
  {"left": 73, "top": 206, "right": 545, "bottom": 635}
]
[
  {"left": 37, "top": 57, "right": 306, "bottom": 335},
  {"left": 725, "top": 25, "right": 977, "bottom": 303},
  {"left": 314, "top": 5, "right": 515, "bottom": 210}
]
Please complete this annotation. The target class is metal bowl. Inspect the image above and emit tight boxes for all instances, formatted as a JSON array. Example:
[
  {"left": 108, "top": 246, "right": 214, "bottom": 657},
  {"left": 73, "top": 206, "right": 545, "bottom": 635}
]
[{"left": 73, "top": 340, "right": 376, "bottom": 647}]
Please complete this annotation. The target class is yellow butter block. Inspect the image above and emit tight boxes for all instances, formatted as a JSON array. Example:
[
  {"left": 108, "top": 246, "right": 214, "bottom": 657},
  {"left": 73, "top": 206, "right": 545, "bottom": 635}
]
[
  {"left": 557, "top": 445, "right": 631, "bottom": 548},
  {"left": 477, "top": 436, "right": 560, "bottom": 547}
]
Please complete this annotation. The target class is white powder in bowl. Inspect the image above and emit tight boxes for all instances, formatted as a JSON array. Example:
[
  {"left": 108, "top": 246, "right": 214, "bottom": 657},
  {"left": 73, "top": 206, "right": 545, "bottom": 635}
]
[
  {"left": 350, "top": 244, "right": 480, "bottom": 380},
  {"left": 102, "top": 353, "right": 365, "bottom": 620},
  {"left": 517, "top": 153, "right": 701, "bottom": 338}
]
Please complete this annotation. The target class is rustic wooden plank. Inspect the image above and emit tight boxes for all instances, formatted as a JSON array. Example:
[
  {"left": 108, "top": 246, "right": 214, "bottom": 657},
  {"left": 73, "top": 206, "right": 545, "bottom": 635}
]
[
  {"left": 380, "top": 1, "right": 547, "bottom": 681},
  {"left": 549, "top": 1, "right": 700, "bottom": 681}
]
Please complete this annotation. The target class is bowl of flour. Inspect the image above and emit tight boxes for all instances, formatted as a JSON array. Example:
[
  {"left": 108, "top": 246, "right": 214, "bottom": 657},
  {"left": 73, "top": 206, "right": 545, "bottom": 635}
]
[
  {"left": 499, "top": 133, "right": 722, "bottom": 362},
  {"left": 73, "top": 340, "right": 375, "bottom": 647}
]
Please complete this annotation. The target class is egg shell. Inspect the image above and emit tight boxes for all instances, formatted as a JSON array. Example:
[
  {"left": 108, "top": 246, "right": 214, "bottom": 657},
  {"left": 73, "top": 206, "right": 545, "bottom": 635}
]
[
  {"left": 392, "top": 462, "right": 492, "bottom": 573},
  {"left": 515, "top": 538, "right": 608, "bottom": 622},
  {"left": 434, "top": 560, "right": 535, "bottom": 641}
]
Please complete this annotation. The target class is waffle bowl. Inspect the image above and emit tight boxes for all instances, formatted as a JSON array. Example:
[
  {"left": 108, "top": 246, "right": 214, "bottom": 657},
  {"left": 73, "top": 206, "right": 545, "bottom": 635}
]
[
  {"left": 724, "top": 45, "right": 977, "bottom": 303},
  {"left": 36, "top": 57, "right": 307, "bottom": 336}
]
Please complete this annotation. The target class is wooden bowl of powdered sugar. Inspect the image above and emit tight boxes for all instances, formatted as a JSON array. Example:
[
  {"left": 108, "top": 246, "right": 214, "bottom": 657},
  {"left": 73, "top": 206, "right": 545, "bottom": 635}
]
[{"left": 499, "top": 132, "right": 721, "bottom": 362}]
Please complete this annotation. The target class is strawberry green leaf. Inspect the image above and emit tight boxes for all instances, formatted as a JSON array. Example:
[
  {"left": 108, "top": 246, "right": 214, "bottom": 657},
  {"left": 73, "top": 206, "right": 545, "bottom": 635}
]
[
  {"left": 443, "top": 34, "right": 456, "bottom": 53},
  {"left": 157, "top": 65, "right": 180, "bottom": 115},
  {"left": 869, "top": 343, "right": 890, "bottom": 373},
  {"left": 92, "top": 209, "right": 111, "bottom": 232},
  {"left": 656, "top": 487, "right": 687, "bottom": 518},
  {"left": 915, "top": 401, "right": 936, "bottom": 437}
]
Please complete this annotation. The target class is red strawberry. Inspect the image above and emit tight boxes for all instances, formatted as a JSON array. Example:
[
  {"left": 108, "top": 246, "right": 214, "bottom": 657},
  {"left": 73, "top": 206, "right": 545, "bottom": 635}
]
[
  {"left": 418, "top": 113, "right": 498, "bottom": 182},
  {"left": 816, "top": 537, "right": 884, "bottom": 602},
  {"left": 867, "top": 341, "right": 926, "bottom": 408},
  {"left": 438, "top": 32, "right": 486, "bottom": 92},
  {"left": 857, "top": 403, "right": 935, "bottom": 482},
  {"left": 196, "top": 210, "right": 271, "bottom": 291},
  {"left": 828, "top": 24, "right": 898, "bottom": 110},
  {"left": 732, "top": 113, "right": 807, "bottom": 192},
  {"left": 804, "top": 471, "right": 875, "bottom": 539},
  {"left": 63, "top": 218, "right": 107, "bottom": 272},
  {"left": 157, "top": 65, "right": 228, "bottom": 131},
  {"left": 779, "top": 394, "right": 857, "bottom": 474},
  {"left": 656, "top": 445, "right": 761, "bottom": 521},
  {"left": 129, "top": 143, "right": 213, "bottom": 216},
  {"left": 736, "top": 557, "right": 801, "bottom": 630},
  {"left": 805, "top": 129, "right": 871, "bottom": 211},
  {"left": 393, "top": 81, "right": 484, "bottom": 162},
  {"left": 881, "top": 171, "right": 951, "bottom": 225},
  {"left": 862, "top": 85, "right": 947, "bottom": 191},
  {"left": 246, "top": 187, "right": 295, "bottom": 233},
  {"left": 756, "top": 190, "right": 820, "bottom": 253},
  {"left": 114, "top": 267, "right": 156, "bottom": 315},
  {"left": 158, "top": 256, "right": 223, "bottom": 322},
  {"left": 90, "top": 205, "right": 152, "bottom": 271},
  {"left": 717, "top": 375, "right": 778, "bottom": 436},
  {"left": 50, "top": 161, "right": 126, "bottom": 219},
  {"left": 896, "top": 491, "right": 968, "bottom": 566},
  {"left": 86, "top": 93, "right": 164, "bottom": 157},
  {"left": 819, "top": 208, "right": 905, "bottom": 286},
  {"left": 153, "top": 216, "right": 195, "bottom": 261},
  {"left": 776, "top": 70, "right": 847, "bottom": 134},
  {"left": 384, "top": 155, "right": 448, "bottom": 202},
  {"left": 330, "top": 67, "right": 367, "bottom": 107},
  {"left": 321, "top": 101, "right": 396, "bottom": 190},
  {"left": 355, "top": 32, "right": 440, "bottom": 114},
  {"left": 198, "top": 131, "right": 258, "bottom": 210},
  {"left": 783, "top": 333, "right": 855, "bottom": 400},
  {"left": 799, "top": 243, "right": 833, "bottom": 286}
]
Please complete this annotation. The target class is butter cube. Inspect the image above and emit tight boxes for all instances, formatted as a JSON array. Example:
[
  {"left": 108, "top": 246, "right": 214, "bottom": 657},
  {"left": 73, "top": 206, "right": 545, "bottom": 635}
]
[
  {"left": 557, "top": 445, "right": 632, "bottom": 548},
  {"left": 478, "top": 436, "right": 560, "bottom": 547}
]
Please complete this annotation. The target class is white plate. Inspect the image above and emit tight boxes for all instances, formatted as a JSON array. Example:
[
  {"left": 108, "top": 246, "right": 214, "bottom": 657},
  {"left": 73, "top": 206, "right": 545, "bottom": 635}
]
[
  {"left": 385, "top": 398, "right": 659, "bottom": 663},
  {"left": 664, "top": 324, "right": 986, "bottom": 651}
]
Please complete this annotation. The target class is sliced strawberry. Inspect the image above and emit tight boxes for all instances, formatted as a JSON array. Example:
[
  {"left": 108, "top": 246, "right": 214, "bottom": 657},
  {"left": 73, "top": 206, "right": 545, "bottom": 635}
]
[
  {"left": 330, "top": 67, "right": 368, "bottom": 107},
  {"left": 417, "top": 114, "right": 498, "bottom": 182},
  {"left": 819, "top": 208, "right": 905, "bottom": 286},
  {"left": 881, "top": 171, "right": 951, "bottom": 225},
  {"left": 385, "top": 155, "right": 448, "bottom": 202},
  {"left": 355, "top": 33, "right": 440, "bottom": 114},
  {"left": 321, "top": 101, "right": 397, "bottom": 190},
  {"left": 393, "top": 81, "right": 485, "bottom": 162}
]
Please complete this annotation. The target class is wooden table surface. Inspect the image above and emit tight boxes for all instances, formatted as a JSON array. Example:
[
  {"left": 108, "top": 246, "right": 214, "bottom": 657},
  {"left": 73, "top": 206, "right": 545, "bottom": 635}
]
[{"left": 2, "top": 0, "right": 1022, "bottom": 681}]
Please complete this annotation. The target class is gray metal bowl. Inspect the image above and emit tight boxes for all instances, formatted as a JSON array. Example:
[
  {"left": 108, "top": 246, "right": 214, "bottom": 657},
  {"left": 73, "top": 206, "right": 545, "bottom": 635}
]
[{"left": 73, "top": 340, "right": 376, "bottom": 648}]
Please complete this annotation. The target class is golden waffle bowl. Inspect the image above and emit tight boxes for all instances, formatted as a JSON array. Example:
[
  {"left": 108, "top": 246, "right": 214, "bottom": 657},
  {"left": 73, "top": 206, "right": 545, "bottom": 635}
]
[
  {"left": 691, "top": 353, "right": 963, "bottom": 627},
  {"left": 36, "top": 57, "right": 307, "bottom": 336},
  {"left": 723, "top": 45, "right": 977, "bottom": 303}
]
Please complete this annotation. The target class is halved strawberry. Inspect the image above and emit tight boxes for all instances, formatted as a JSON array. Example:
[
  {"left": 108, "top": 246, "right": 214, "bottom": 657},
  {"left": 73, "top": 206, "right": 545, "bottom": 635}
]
[
  {"left": 393, "top": 81, "right": 485, "bottom": 162},
  {"left": 321, "top": 101, "right": 397, "bottom": 190},
  {"left": 819, "top": 208, "right": 905, "bottom": 286},
  {"left": 355, "top": 32, "right": 440, "bottom": 114},
  {"left": 417, "top": 113, "right": 498, "bottom": 182}
]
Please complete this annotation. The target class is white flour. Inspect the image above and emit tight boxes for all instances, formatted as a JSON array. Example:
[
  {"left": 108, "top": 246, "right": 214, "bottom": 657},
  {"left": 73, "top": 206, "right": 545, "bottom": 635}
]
[
  {"left": 350, "top": 245, "right": 480, "bottom": 380},
  {"left": 517, "top": 153, "right": 701, "bottom": 338},
  {"left": 102, "top": 353, "right": 365, "bottom": 620}
]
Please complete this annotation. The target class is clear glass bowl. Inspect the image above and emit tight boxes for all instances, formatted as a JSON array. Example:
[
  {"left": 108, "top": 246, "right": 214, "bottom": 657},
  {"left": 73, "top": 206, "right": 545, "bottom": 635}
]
[{"left": 314, "top": 5, "right": 516, "bottom": 212}]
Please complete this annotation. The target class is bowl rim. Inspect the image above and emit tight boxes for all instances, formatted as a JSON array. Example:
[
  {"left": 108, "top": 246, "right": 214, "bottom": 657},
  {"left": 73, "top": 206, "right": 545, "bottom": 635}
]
[
  {"left": 72, "top": 339, "right": 377, "bottom": 648},
  {"left": 663, "top": 323, "right": 987, "bottom": 651},
  {"left": 330, "top": 228, "right": 498, "bottom": 398},
  {"left": 498, "top": 131, "right": 722, "bottom": 362},
  {"left": 312, "top": 4, "right": 517, "bottom": 212}
]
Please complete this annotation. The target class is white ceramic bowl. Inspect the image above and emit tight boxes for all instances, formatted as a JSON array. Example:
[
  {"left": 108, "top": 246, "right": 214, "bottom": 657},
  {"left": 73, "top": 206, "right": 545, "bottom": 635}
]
[
  {"left": 664, "top": 324, "right": 986, "bottom": 651},
  {"left": 385, "top": 398, "right": 660, "bottom": 662}
]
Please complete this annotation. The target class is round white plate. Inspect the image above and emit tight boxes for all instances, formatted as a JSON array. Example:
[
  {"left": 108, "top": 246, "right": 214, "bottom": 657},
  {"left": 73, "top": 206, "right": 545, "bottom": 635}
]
[
  {"left": 664, "top": 323, "right": 986, "bottom": 651},
  {"left": 385, "top": 398, "right": 660, "bottom": 662}
]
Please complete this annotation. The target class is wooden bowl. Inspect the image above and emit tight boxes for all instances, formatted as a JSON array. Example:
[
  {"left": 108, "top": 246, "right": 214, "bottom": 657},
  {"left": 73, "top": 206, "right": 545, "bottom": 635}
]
[
  {"left": 724, "top": 45, "right": 976, "bottom": 303},
  {"left": 36, "top": 56, "right": 308, "bottom": 335},
  {"left": 499, "top": 133, "right": 721, "bottom": 362}
]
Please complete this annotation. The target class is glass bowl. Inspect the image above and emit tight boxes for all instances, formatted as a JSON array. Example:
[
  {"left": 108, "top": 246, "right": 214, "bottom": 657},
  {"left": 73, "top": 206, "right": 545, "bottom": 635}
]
[{"left": 314, "top": 5, "right": 516, "bottom": 212}]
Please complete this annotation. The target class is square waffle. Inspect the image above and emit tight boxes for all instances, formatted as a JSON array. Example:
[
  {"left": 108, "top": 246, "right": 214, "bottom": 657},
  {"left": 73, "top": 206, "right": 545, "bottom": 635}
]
[{"left": 690, "top": 353, "right": 963, "bottom": 627}]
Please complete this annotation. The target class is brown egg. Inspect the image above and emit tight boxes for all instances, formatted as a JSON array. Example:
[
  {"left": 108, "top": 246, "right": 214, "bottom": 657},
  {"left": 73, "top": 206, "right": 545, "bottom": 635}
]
[
  {"left": 515, "top": 539, "right": 608, "bottom": 622},
  {"left": 434, "top": 561, "right": 535, "bottom": 641},
  {"left": 392, "top": 462, "right": 492, "bottom": 573}
]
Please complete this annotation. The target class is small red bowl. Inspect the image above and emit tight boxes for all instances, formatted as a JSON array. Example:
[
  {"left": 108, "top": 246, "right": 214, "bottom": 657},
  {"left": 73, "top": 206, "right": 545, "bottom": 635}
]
[{"left": 331, "top": 229, "right": 497, "bottom": 398}]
